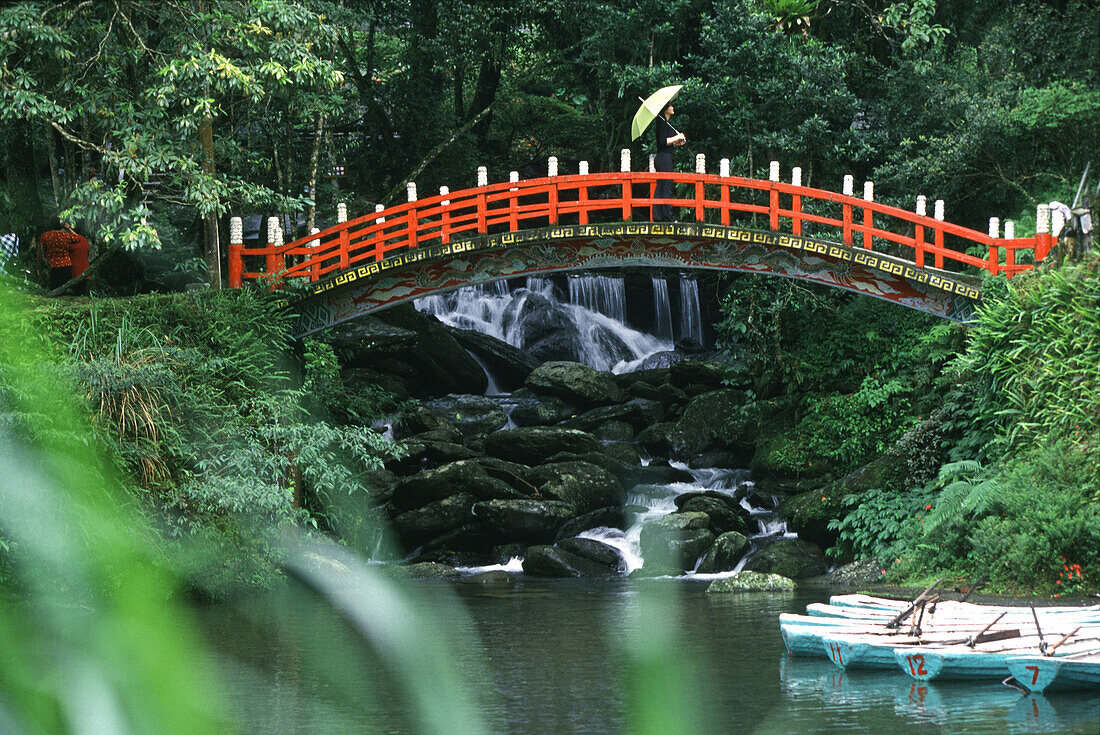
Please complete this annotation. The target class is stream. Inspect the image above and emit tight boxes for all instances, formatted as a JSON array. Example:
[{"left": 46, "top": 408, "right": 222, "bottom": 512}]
[{"left": 199, "top": 582, "right": 1099, "bottom": 734}]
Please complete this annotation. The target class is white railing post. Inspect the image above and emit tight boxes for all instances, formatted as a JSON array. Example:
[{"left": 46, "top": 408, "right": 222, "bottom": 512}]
[
  {"left": 336, "top": 202, "right": 347, "bottom": 224},
  {"left": 375, "top": 203, "right": 385, "bottom": 223},
  {"left": 934, "top": 200, "right": 945, "bottom": 221},
  {"left": 229, "top": 217, "right": 242, "bottom": 245},
  {"left": 1004, "top": 220, "right": 1015, "bottom": 239},
  {"left": 548, "top": 156, "right": 559, "bottom": 177},
  {"left": 406, "top": 182, "right": 417, "bottom": 202},
  {"left": 648, "top": 154, "right": 656, "bottom": 173},
  {"left": 988, "top": 217, "right": 999, "bottom": 239},
  {"left": 477, "top": 166, "right": 488, "bottom": 187},
  {"left": 579, "top": 161, "right": 589, "bottom": 176},
  {"left": 769, "top": 160, "right": 779, "bottom": 182},
  {"left": 843, "top": 175, "right": 854, "bottom": 197},
  {"left": 719, "top": 158, "right": 730, "bottom": 178},
  {"left": 1037, "top": 204, "right": 1050, "bottom": 234},
  {"left": 916, "top": 195, "right": 927, "bottom": 216},
  {"left": 1050, "top": 202, "right": 1066, "bottom": 237},
  {"left": 695, "top": 153, "right": 706, "bottom": 174},
  {"left": 863, "top": 181, "right": 874, "bottom": 201},
  {"left": 267, "top": 216, "right": 279, "bottom": 244},
  {"left": 791, "top": 167, "right": 802, "bottom": 187},
  {"left": 439, "top": 185, "right": 449, "bottom": 206},
  {"left": 509, "top": 171, "right": 519, "bottom": 189},
  {"left": 620, "top": 149, "right": 630, "bottom": 173}
]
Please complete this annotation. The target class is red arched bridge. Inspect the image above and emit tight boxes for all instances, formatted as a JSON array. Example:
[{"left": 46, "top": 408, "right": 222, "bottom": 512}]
[{"left": 226, "top": 156, "right": 1056, "bottom": 337}]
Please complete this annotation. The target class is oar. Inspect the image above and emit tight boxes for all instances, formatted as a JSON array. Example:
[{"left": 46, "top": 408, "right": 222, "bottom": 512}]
[
  {"left": 966, "top": 611, "right": 1008, "bottom": 648},
  {"left": 1046, "top": 626, "right": 1081, "bottom": 656},
  {"left": 886, "top": 578, "right": 944, "bottom": 629},
  {"left": 1031, "top": 604, "right": 1048, "bottom": 654},
  {"left": 959, "top": 573, "right": 988, "bottom": 603}
]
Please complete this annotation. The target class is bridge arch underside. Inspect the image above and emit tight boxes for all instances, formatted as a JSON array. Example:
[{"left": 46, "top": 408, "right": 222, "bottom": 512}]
[{"left": 286, "top": 223, "right": 981, "bottom": 337}]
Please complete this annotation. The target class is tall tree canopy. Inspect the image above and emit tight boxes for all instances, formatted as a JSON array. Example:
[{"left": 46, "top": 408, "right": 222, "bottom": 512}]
[{"left": 1, "top": 0, "right": 1096, "bottom": 281}]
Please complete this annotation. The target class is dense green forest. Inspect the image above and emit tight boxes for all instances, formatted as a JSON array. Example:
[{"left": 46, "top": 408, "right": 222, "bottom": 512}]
[
  {"left": 0, "top": 0, "right": 1094, "bottom": 587},
  {"left": 1, "top": 0, "right": 1096, "bottom": 271},
  {"left": 0, "top": 2, "right": 1097, "bottom": 731}
]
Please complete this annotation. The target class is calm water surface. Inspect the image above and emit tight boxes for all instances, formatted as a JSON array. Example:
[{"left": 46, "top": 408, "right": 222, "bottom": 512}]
[{"left": 200, "top": 578, "right": 1100, "bottom": 734}]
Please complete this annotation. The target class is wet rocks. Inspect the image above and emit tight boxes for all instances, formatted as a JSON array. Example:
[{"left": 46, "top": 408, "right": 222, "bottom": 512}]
[
  {"left": 482, "top": 426, "right": 600, "bottom": 465},
  {"left": 525, "top": 361, "right": 623, "bottom": 406},
  {"left": 638, "top": 512, "right": 716, "bottom": 571},
  {"left": 524, "top": 461, "right": 624, "bottom": 514},
  {"left": 519, "top": 539, "right": 624, "bottom": 580},
  {"left": 472, "top": 499, "right": 576, "bottom": 544},
  {"left": 450, "top": 328, "right": 538, "bottom": 390},
  {"left": 705, "top": 571, "right": 796, "bottom": 593},
  {"left": 742, "top": 538, "right": 828, "bottom": 579},
  {"left": 696, "top": 532, "right": 750, "bottom": 574},
  {"left": 424, "top": 394, "right": 509, "bottom": 437}
]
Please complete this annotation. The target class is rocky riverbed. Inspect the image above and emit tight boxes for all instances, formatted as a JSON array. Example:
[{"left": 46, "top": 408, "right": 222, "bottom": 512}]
[{"left": 326, "top": 302, "right": 926, "bottom": 585}]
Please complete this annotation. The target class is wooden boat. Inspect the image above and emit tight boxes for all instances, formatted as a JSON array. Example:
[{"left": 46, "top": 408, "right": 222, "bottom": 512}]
[
  {"left": 892, "top": 637, "right": 1100, "bottom": 682},
  {"left": 829, "top": 593, "right": 1100, "bottom": 617},
  {"left": 1005, "top": 650, "right": 1100, "bottom": 692},
  {"left": 780, "top": 612, "right": 1031, "bottom": 659},
  {"left": 806, "top": 602, "right": 1100, "bottom": 626},
  {"left": 820, "top": 628, "right": 1035, "bottom": 671}
]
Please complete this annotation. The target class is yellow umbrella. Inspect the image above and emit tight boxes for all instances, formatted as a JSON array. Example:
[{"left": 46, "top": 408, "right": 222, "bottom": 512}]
[{"left": 631, "top": 85, "right": 682, "bottom": 142}]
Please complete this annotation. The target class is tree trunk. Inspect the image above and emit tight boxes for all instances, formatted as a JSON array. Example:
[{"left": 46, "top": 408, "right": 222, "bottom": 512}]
[
  {"left": 44, "top": 125, "right": 62, "bottom": 212},
  {"left": 200, "top": 109, "right": 221, "bottom": 288},
  {"left": 306, "top": 113, "right": 326, "bottom": 234},
  {"left": 5, "top": 120, "right": 45, "bottom": 238}
]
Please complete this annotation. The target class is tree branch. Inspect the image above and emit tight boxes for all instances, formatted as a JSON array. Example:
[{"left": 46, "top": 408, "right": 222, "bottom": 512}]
[{"left": 381, "top": 103, "right": 494, "bottom": 206}]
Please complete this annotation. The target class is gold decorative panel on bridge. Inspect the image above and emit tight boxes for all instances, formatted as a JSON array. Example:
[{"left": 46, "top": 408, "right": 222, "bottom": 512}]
[{"left": 281, "top": 222, "right": 981, "bottom": 337}]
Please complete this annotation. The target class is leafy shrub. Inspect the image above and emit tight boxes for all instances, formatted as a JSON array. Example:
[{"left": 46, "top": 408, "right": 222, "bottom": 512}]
[{"left": 827, "top": 484, "right": 935, "bottom": 561}]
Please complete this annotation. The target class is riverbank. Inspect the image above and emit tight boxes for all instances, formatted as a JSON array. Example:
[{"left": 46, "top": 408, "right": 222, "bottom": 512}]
[{"left": 2, "top": 256, "right": 1096, "bottom": 598}]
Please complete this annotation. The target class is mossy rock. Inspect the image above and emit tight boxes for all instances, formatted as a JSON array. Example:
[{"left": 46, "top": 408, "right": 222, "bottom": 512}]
[{"left": 705, "top": 571, "right": 796, "bottom": 593}]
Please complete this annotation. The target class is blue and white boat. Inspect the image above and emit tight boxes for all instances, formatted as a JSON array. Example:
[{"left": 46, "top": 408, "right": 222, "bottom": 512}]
[{"left": 1005, "top": 651, "right": 1100, "bottom": 692}]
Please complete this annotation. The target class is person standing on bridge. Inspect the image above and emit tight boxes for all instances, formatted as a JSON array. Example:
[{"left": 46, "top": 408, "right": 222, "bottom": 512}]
[{"left": 653, "top": 103, "right": 686, "bottom": 222}]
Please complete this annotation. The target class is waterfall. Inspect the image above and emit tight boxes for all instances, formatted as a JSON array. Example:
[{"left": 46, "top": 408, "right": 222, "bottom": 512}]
[
  {"left": 651, "top": 277, "right": 673, "bottom": 342},
  {"left": 415, "top": 278, "right": 671, "bottom": 373},
  {"left": 578, "top": 463, "right": 787, "bottom": 575},
  {"left": 679, "top": 277, "right": 703, "bottom": 344},
  {"left": 568, "top": 274, "right": 625, "bottom": 323}
]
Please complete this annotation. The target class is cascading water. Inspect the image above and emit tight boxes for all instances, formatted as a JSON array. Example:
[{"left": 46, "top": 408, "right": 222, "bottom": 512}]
[
  {"left": 679, "top": 277, "right": 704, "bottom": 345},
  {"left": 579, "top": 463, "right": 790, "bottom": 575},
  {"left": 568, "top": 274, "right": 626, "bottom": 323},
  {"left": 651, "top": 277, "right": 673, "bottom": 342},
  {"left": 415, "top": 278, "right": 670, "bottom": 373}
]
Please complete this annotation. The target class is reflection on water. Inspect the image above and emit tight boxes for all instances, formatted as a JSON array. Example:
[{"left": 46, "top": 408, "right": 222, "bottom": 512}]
[{"left": 199, "top": 582, "right": 1100, "bottom": 735}]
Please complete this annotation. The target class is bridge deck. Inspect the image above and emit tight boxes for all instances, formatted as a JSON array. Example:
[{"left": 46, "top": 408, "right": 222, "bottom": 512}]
[{"left": 228, "top": 167, "right": 1052, "bottom": 291}]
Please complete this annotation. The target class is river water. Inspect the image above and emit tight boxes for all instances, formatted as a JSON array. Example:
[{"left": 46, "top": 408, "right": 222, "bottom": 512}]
[
  {"left": 197, "top": 278, "right": 1098, "bottom": 734},
  {"left": 198, "top": 581, "right": 1098, "bottom": 735}
]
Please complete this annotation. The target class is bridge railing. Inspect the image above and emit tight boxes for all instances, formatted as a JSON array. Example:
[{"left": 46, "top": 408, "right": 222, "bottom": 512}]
[{"left": 228, "top": 158, "right": 1055, "bottom": 289}]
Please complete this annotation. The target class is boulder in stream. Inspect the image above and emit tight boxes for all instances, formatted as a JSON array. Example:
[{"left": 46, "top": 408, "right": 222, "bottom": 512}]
[
  {"left": 705, "top": 571, "right": 796, "bottom": 593},
  {"left": 373, "top": 304, "right": 488, "bottom": 396},
  {"left": 666, "top": 388, "right": 753, "bottom": 460},
  {"left": 424, "top": 394, "right": 508, "bottom": 437},
  {"left": 696, "top": 532, "right": 750, "bottom": 574},
  {"left": 482, "top": 426, "right": 600, "bottom": 465},
  {"left": 391, "top": 493, "right": 477, "bottom": 546},
  {"left": 525, "top": 461, "right": 624, "bottom": 515},
  {"left": 638, "top": 512, "right": 715, "bottom": 571},
  {"left": 742, "top": 538, "right": 828, "bottom": 579},
  {"left": 522, "top": 544, "right": 619, "bottom": 578},
  {"left": 472, "top": 499, "right": 576, "bottom": 544},
  {"left": 525, "top": 361, "right": 622, "bottom": 406},
  {"left": 450, "top": 328, "right": 538, "bottom": 389}
]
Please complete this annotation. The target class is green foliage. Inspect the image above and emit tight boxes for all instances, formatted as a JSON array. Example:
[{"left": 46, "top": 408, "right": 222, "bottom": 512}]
[
  {"left": 23, "top": 289, "right": 402, "bottom": 592},
  {"left": 827, "top": 484, "right": 935, "bottom": 561},
  {"left": 949, "top": 254, "right": 1100, "bottom": 456},
  {"left": 896, "top": 440, "right": 1100, "bottom": 593}
]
